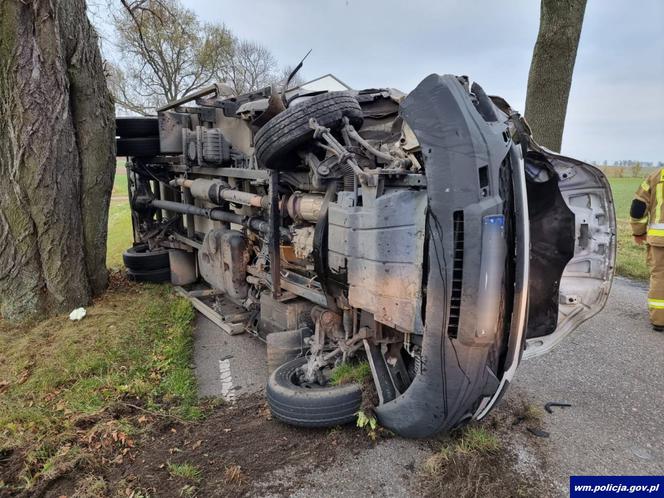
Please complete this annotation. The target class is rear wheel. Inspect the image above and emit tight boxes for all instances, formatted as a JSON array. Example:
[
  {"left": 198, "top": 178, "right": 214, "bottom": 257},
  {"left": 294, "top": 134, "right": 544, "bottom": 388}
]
[
  {"left": 266, "top": 357, "right": 362, "bottom": 428},
  {"left": 122, "top": 244, "right": 169, "bottom": 271}
]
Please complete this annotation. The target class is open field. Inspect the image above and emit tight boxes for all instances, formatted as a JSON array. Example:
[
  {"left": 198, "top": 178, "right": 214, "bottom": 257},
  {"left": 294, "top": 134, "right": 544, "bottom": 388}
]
[{"left": 609, "top": 177, "right": 648, "bottom": 280}]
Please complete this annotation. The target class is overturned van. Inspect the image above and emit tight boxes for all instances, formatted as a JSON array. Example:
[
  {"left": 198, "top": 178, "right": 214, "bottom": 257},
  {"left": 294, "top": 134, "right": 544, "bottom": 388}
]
[{"left": 115, "top": 73, "right": 615, "bottom": 437}]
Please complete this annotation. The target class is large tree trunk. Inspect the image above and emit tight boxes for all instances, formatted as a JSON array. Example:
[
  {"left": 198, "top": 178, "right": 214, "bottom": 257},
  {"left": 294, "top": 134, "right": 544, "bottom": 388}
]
[
  {"left": 0, "top": 0, "right": 115, "bottom": 322},
  {"left": 525, "top": 0, "right": 587, "bottom": 152}
]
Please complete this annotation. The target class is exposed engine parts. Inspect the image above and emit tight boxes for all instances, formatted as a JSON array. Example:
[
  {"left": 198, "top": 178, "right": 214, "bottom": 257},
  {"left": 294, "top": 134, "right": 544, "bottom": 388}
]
[
  {"left": 183, "top": 127, "right": 232, "bottom": 165},
  {"left": 118, "top": 75, "right": 616, "bottom": 437},
  {"left": 172, "top": 178, "right": 271, "bottom": 208},
  {"left": 285, "top": 193, "right": 324, "bottom": 222},
  {"left": 124, "top": 86, "right": 428, "bottom": 432}
]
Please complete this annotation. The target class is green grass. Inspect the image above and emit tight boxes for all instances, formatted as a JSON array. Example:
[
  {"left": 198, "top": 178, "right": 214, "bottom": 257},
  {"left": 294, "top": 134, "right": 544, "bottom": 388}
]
[
  {"left": 167, "top": 462, "right": 202, "bottom": 481},
  {"left": 112, "top": 173, "right": 129, "bottom": 198},
  {"left": 451, "top": 426, "right": 501, "bottom": 455},
  {"left": 106, "top": 201, "right": 133, "bottom": 269},
  {"left": 423, "top": 425, "right": 501, "bottom": 475},
  {"left": 329, "top": 361, "right": 371, "bottom": 386},
  {"left": 107, "top": 172, "right": 132, "bottom": 269},
  {"left": 0, "top": 285, "right": 199, "bottom": 490},
  {"left": 608, "top": 177, "right": 648, "bottom": 280}
]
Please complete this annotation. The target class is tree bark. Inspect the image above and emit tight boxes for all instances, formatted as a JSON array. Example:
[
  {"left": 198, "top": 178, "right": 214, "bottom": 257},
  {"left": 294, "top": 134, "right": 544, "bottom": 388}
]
[
  {"left": 0, "top": 0, "right": 115, "bottom": 322},
  {"left": 525, "top": 0, "right": 587, "bottom": 152}
]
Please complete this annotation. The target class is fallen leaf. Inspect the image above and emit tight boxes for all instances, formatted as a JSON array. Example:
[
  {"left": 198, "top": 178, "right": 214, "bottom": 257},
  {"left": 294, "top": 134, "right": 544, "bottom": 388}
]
[{"left": 191, "top": 439, "right": 203, "bottom": 450}]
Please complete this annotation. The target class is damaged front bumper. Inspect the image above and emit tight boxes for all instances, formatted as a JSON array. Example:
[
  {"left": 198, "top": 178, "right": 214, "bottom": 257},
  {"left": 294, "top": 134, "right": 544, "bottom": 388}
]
[{"left": 374, "top": 74, "right": 530, "bottom": 437}]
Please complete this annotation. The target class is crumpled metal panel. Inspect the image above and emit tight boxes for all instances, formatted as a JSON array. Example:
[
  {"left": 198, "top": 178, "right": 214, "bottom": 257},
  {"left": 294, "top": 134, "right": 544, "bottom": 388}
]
[{"left": 328, "top": 189, "right": 427, "bottom": 334}]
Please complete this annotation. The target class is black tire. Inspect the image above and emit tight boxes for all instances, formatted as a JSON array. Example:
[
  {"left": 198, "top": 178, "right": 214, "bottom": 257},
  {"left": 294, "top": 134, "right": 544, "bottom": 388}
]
[
  {"left": 266, "top": 357, "right": 362, "bottom": 428},
  {"left": 122, "top": 245, "right": 170, "bottom": 271},
  {"left": 126, "top": 267, "right": 171, "bottom": 283},
  {"left": 254, "top": 91, "right": 364, "bottom": 170},
  {"left": 116, "top": 117, "right": 159, "bottom": 138},
  {"left": 116, "top": 137, "right": 161, "bottom": 157}
]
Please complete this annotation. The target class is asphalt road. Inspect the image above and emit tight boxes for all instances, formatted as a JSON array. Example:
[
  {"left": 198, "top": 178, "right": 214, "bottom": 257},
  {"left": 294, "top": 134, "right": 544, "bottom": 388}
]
[
  {"left": 193, "top": 276, "right": 664, "bottom": 496},
  {"left": 515, "top": 277, "right": 664, "bottom": 487}
]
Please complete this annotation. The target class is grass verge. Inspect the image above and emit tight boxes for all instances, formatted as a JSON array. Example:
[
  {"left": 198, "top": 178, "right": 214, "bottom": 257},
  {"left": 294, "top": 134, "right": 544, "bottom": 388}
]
[
  {"left": 0, "top": 278, "right": 200, "bottom": 493},
  {"left": 419, "top": 417, "right": 550, "bottom": 497}
]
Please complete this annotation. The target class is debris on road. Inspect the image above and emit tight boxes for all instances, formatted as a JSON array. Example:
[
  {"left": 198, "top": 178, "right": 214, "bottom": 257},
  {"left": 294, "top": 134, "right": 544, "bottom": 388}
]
[
  {"left": 527, "top": 427, "right": 551, "bottom": 438},
  {"left": 544, "top": 402, "right": 572, "bottom": 414}
]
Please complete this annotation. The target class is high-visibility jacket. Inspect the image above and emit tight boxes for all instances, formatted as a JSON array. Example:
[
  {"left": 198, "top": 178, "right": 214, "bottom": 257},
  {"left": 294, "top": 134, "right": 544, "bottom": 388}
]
[{"left": 631, "top": 169, "right": 664, "bottom": 247}]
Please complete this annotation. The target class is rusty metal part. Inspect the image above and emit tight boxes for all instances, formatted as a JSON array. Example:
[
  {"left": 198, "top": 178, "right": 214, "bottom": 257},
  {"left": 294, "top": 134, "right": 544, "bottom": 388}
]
[
  {"left": 198, "top": 229, "right": 249, "bottom": 304},
  {"left": 311, "top": 306, "right": 344, "bottom": 339},
  {"left": 286, "top": 193, "right": 325, "bottom": 222},
  {"left": 268, "top": 170, "right": 282, "bottom": 299},
  {"left": 246, "top": 266, "right": 327, "bottom": 307},
  {"left": 308, "top": 118, "right": 372, "bottom": 186},
  {"left": 291, "top": 226, "right": 315, "bottom": 259},
  {"left": 173, "top": 178, "right": 270, "bottom": 209},
  {"left": 344, "top": 121, "right": 410, "bottom": 170},
  {"left": 280, "top": 244, "right": 299, "bottom": 265}
]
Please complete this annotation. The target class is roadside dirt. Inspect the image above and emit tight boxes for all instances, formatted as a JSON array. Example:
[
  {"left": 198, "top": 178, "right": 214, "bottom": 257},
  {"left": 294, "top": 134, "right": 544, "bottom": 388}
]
[
  {"left": 409, "top": 389, "right": 556, "bottom": 498},
  {"left": 12, "top": 390, "right": 556, "bottom": 498},
  {"left": 36, "top": 394, "right": 374, "bottom": 498}
]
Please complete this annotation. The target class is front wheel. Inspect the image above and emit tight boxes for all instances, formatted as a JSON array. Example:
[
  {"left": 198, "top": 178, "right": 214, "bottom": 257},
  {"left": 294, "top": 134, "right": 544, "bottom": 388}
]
[{"left": 266, "top": 357, "right": 362, "bottom": 428}]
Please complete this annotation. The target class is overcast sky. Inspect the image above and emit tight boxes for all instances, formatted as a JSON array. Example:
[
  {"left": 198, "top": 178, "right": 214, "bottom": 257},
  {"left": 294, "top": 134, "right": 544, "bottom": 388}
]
[{"left": 131, "top": 1, "right": 664, "bottom": 163}]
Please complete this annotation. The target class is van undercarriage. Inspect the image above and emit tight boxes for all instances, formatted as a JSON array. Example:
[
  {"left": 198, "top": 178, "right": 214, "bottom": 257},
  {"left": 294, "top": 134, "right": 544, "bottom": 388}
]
[{"left": 117, "top": 73, "right": 615, "bottom": 437}]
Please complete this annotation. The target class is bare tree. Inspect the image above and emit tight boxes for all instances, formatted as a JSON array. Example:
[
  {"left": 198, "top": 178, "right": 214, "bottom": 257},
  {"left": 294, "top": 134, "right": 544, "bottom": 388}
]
[
  {"left": 111, "top": 0, "right": 233, "bottom": 114},
  {"left": 525, "top": 0, "right": 587, "bottom": 152},
  {"left": 222, "top": 39, "right": 279, "bottom": 95},
  {"left": 0, "top": 0, "right": 115, "bottom": 322}
]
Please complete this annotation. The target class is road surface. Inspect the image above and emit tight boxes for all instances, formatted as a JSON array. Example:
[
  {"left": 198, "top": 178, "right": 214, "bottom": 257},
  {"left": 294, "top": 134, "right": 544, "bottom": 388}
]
[{"left": 193, "top": 277, "right": 664, "bottom": 496}]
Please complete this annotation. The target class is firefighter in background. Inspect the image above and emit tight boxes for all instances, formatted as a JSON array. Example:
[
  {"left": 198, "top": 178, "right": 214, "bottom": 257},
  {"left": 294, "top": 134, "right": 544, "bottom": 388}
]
[{"left": 631, "top": 169, "right": 664, "bottom": 332}]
